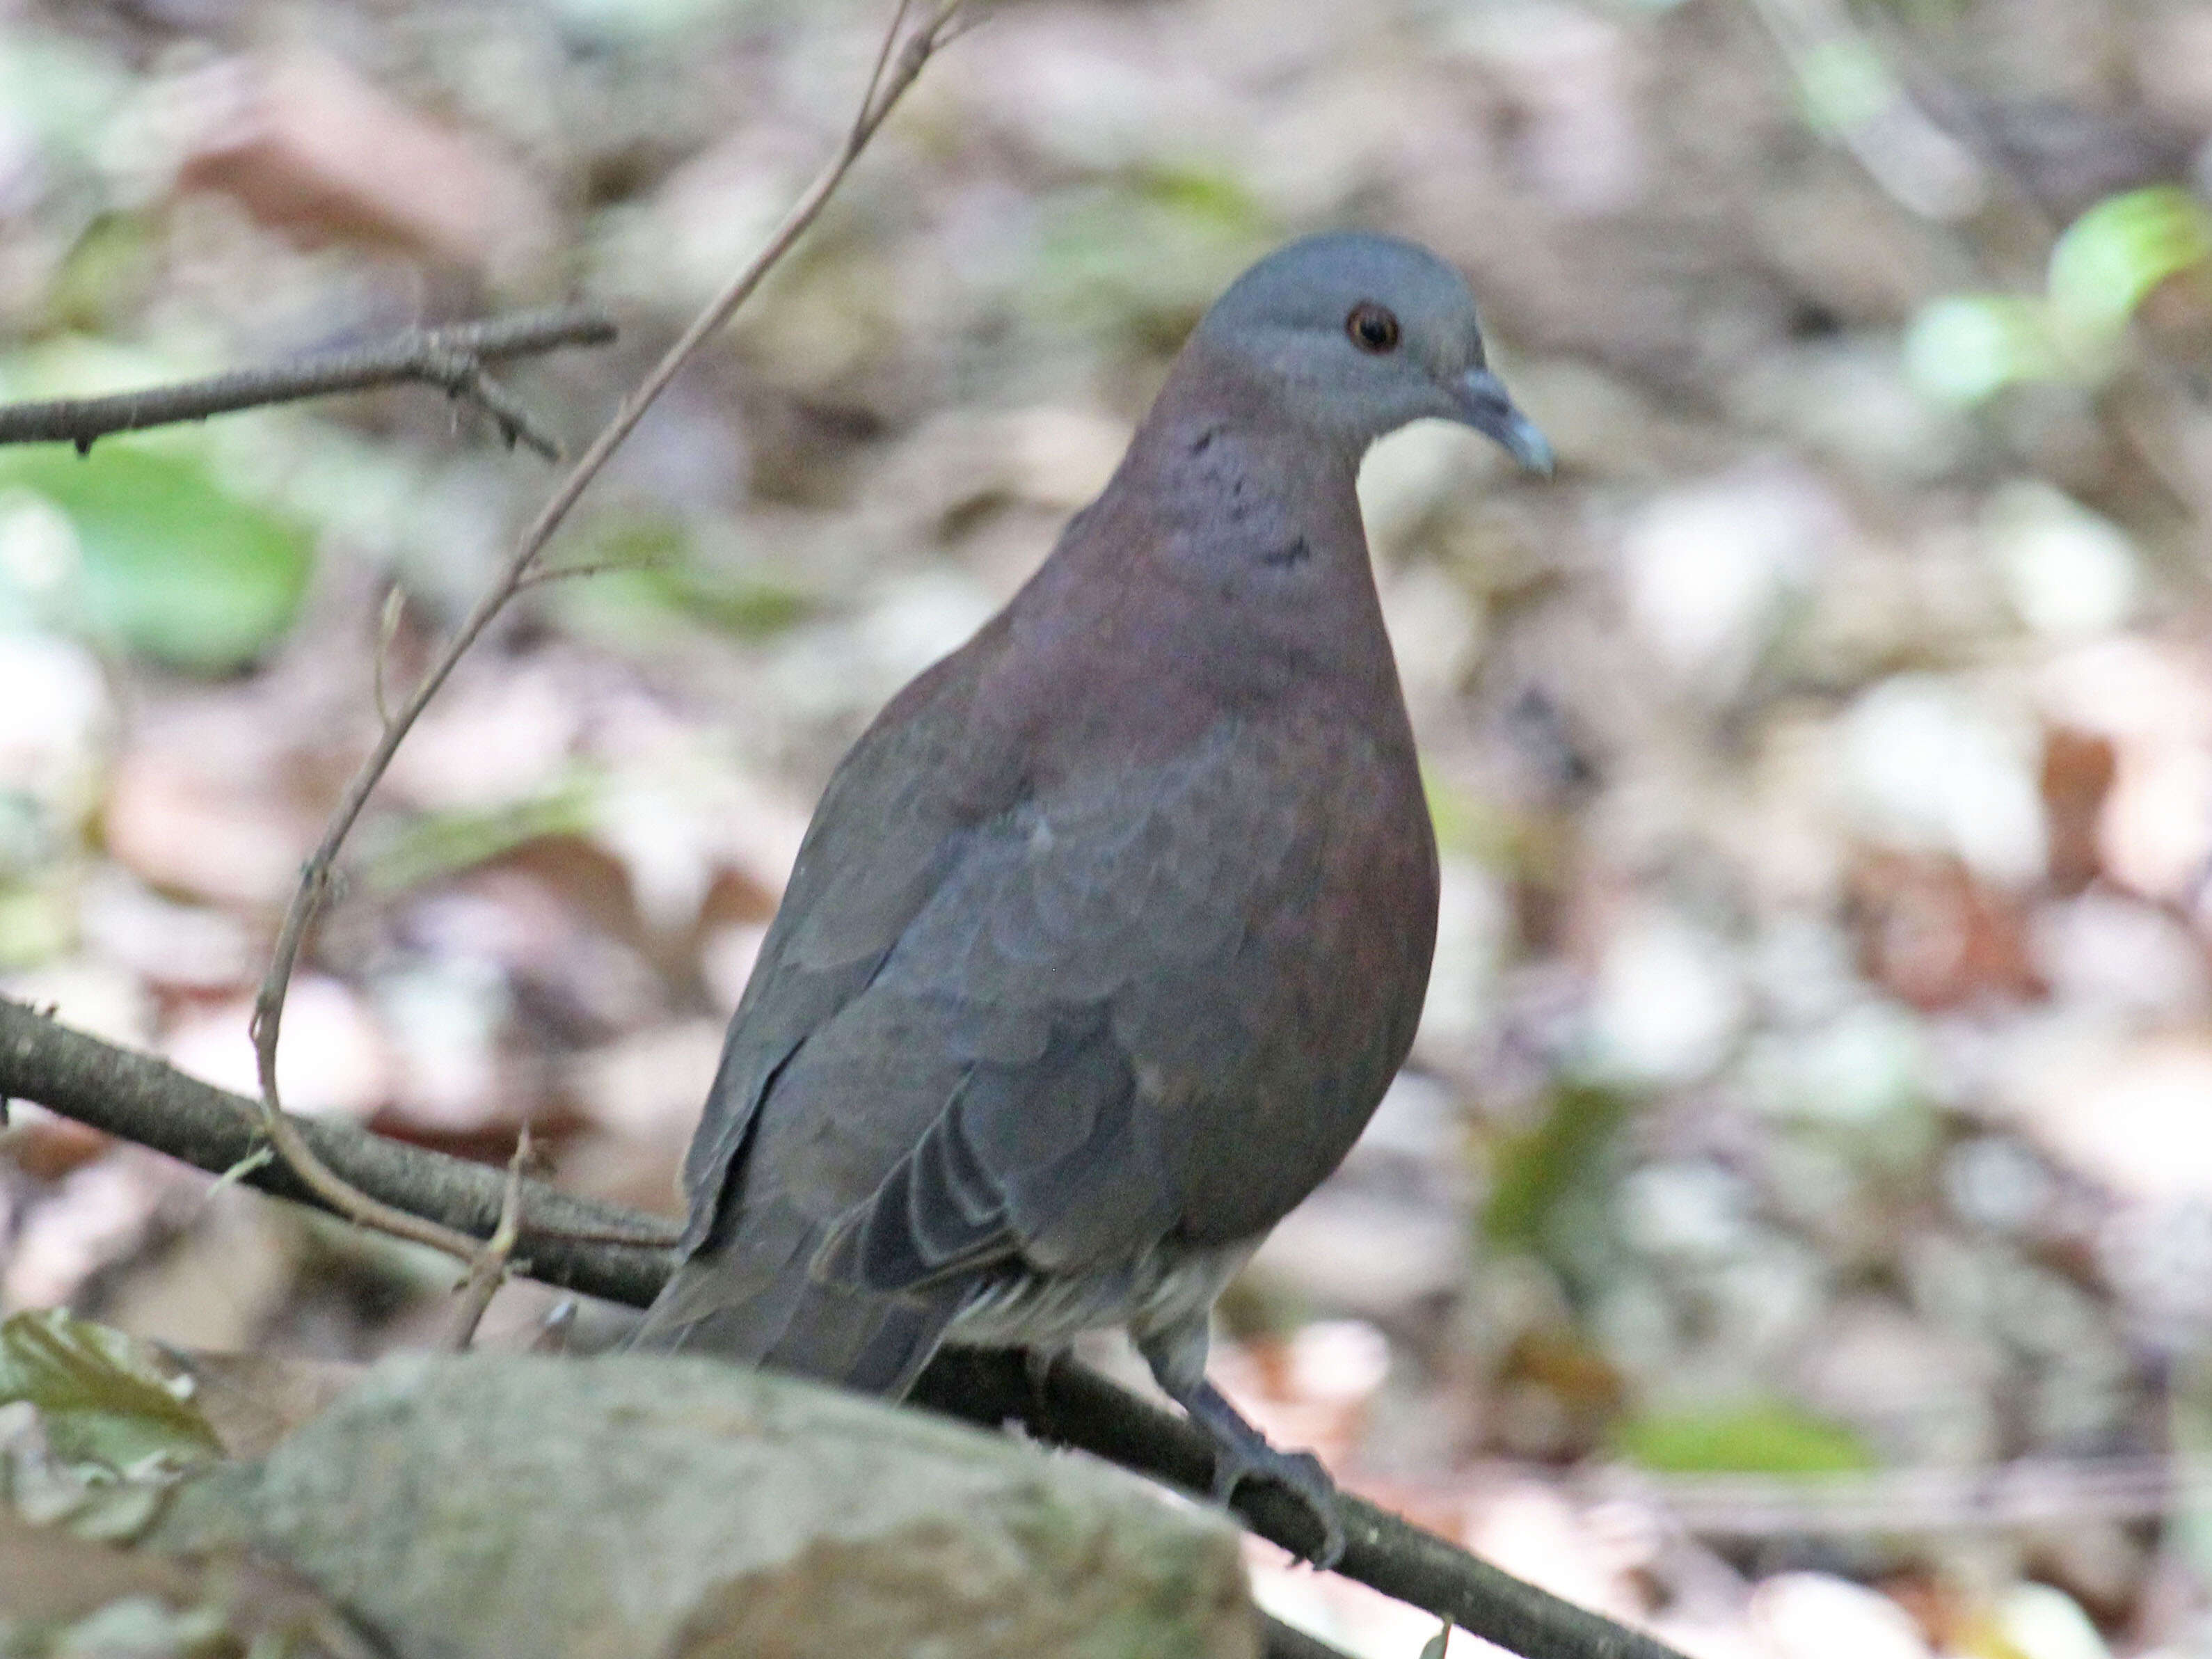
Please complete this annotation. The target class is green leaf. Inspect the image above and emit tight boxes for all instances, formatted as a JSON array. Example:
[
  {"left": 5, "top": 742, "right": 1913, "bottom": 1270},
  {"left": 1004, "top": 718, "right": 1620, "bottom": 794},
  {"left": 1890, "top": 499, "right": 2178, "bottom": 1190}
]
[
  {"left": 2048, "top": 184, "right": 2212, "bottom": 343},
  {"left": 1031, "top": 170, "right": 1275, "bottom": 346},
  {"left": 0, "top": 33, "right": 129, "bottom": 160},
  {"left": 0, "top": 1310, "right": 224, "bottom": 1475},
  {"left": 0, "top": 445, "right": 314, "bottom": 672},
  {"left": 543, "top": 514, "right": 811, "bottom": 648},
  {"left": 1795, "top": 38, "right": 1894, "bottom": 135},
  {"left": 0, "top": 880, "right": 75, "bottom": 969},
  {"left": 359, "top": 775, "right": 602, "bottom": 895},
  {"left": 2167, "top": 1350, "right": 2212, "bottom": 1585},
  {"left": 1902, "top": 294, "right": 2064, "bottom": 406},
  {"left": 1612, "top": 1399, "right": 1875, "bottom": 1475},
  {"left": 1482, "top": 1084, "right": 1630, "bottom": 1302},
  {"left": 43, "top": 214, "right": 163, "bottom": 335}
]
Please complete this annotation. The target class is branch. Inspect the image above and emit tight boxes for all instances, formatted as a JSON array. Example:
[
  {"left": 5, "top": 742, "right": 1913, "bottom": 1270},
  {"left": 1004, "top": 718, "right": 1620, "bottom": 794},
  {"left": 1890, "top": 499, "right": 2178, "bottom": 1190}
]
[
  {"left": 0, "top": 998, "right": 672, "bottom": 1303},
  {"left": 912, "top": 1354, "right": 1678, "bottom": 1659},
  {"left": 0, "top": 307, "right": 616, "bottom": 459},
  {"left": 0, "top": 998, "right": 1686, "bottom": 1659},
  {"left": 1262, "top": 1614, "right": 1359, "bottom": 1659},
  {"left": 244, "top": 0, "right": 965, "bottom": 1268}
]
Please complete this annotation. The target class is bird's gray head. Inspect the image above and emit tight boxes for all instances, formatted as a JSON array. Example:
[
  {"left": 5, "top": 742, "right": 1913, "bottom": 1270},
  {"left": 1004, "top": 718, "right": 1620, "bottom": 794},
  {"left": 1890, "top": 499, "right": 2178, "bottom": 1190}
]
[{"left": 1191, "top": 232, "right": 1554, "bottom": 473}]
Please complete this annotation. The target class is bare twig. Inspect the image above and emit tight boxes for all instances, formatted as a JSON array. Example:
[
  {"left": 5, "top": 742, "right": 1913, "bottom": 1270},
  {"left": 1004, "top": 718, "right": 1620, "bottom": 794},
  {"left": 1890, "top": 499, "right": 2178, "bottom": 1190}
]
[
  {"left": 443, "top": 1128, "right": 531, "bottom": 1351},
  {"left": 371, "top": 587, "right": 406, "bottom": 729},
  {"left": 245, "top": 0, "right": 964, "bottom": 1267},
  {"left": 511, "top": 557, "right": 662, "bottom": 593},
  {"left": 0, "top": 997, "right": 1687, "bottom": 1659},
  {"left": 0, "top": 305, "right": 615, "bottom": 457},
  {"left": 498, "top": 1217, "right": 682, "bottom": 1248},
  {"left": 1263, "top": 1614, "right": 1360, "bottom": 1659},
  {"left": 531, "top": 1298, "right": 580, "bottom": 1354},
  {"left": 0, "top": 998, "right": 679, "bottom": 1302}
]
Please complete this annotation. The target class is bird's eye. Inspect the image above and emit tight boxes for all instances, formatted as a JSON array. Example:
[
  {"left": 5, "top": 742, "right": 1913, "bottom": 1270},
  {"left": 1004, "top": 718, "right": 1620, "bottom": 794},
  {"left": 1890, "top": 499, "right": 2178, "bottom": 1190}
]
[{"left": 1346, "top": 303, "right": 1401, "bottom": 354}]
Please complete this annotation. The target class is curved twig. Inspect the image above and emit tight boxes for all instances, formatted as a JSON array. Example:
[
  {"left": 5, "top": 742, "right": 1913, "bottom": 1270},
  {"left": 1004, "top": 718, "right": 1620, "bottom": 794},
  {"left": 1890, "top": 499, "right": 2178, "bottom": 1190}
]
[
  {"left": 443, "top": 1127, "right": 532, "bottom": 1351},
  {"left": 243, "top": 0, "right": 966, "bottom": 1267}
]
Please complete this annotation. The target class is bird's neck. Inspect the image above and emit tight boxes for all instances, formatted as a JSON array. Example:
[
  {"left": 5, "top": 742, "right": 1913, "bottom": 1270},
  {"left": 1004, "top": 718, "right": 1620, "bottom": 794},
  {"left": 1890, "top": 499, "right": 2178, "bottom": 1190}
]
[
  {"left": 1104, "top": 343, "right": 1370, "bottom": 588},
  {"left": 985, "top": 340, "right": 1405, "bottom": 754},
  {"left": 1120, "top": 342, "right": 1364, "bottom": 509}
]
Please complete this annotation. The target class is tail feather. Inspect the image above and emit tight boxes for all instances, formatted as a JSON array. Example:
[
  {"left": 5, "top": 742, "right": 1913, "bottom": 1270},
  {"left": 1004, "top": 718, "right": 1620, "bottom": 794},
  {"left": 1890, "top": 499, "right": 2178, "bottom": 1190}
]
[
  {"left": 768, "top": 1279, "right": 958, "bottom": 1397},
  {"left": 629, "top": 1212, "right": 962, "bottom": 1401}
]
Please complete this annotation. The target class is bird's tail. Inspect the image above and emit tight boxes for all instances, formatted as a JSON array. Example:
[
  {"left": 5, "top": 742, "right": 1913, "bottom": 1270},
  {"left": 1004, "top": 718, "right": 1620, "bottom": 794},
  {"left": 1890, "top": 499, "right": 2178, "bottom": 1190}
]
[{"left": 629, "top": 1223, "right": 961, "bottom": 1399}]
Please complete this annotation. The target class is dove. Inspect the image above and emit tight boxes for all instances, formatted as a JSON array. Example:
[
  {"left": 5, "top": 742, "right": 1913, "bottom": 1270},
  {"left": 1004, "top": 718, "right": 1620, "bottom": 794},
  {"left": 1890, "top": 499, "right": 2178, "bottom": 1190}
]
[{"left": 636, "top": 232, "right": 1552, "bottom": 1564}]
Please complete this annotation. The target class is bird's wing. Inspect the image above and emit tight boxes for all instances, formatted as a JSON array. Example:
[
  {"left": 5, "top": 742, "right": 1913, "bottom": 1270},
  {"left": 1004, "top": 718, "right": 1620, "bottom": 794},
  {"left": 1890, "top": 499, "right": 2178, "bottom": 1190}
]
[
  {"left": 775, "top": 717, "right": 1332, "bottom": 1291},
  {"left": 674, "top": 657, "right": 992, "bottom": 1255},
  {"left": 667, "top": 669, "right": 1428, "bottom": 1378},
  {"left": 647, "top": 708, "right": 1335, "bottom": 1381}
]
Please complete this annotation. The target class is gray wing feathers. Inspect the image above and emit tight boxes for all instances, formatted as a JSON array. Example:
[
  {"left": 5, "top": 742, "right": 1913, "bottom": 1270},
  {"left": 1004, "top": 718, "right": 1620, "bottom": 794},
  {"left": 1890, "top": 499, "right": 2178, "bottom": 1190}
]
[
  {"left": 832, "top": 1013, "right": 1184, "bottom": 1295},
  {"left": 650, "top": 719, "right": 1310, "bottom": 1390},
  {"left": 674, "top": 707, "right": 973, "bottom": 1254},
  {"left": 637, "top": 1237, "right": 964, "bottom": 1397}
]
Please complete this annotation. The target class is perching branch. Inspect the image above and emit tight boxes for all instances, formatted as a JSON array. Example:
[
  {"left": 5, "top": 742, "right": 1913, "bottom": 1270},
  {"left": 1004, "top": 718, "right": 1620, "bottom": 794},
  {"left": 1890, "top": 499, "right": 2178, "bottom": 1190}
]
[
  {"left": 244, "top": 0, "right": 966, "bottom": 1267},
  {"left": 1262, "top": 1614, "right": 1362, "bottom": 1659},
  {"left": 0, "top": 307, "right": 616, "bottom": 459},
  {"left": 0, "top": 997, "right": 1685, "bottom": 1659},
  {"left": 0, "top": 999, "right": 673, "bottom": 1300}
]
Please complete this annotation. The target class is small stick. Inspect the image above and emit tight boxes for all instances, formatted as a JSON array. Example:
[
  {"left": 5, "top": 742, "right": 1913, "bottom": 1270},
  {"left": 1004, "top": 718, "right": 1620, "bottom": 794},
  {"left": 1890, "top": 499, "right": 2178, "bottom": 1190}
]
[
  {"left": 444, "top": 1127, "right": 530, "bottom": 1351},
  {"left": 245, "top": 0, "right": 966, "bottom": 1267},
  {"left": 511, "top": 557, "right": 662, "bottom": 593},
  {"left": 0, "top": 306, "right": 616, "bottom": 457},
  {"left": 371, "top": 587, "right": 407, "bottom": 729}
]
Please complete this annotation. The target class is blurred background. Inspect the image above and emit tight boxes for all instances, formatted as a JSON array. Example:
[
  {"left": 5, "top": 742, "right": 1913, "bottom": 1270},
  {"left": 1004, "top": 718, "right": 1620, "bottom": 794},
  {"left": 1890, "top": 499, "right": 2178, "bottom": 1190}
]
[{"left": 1, "top": 0, "right": 2211, "bottom": 1652}]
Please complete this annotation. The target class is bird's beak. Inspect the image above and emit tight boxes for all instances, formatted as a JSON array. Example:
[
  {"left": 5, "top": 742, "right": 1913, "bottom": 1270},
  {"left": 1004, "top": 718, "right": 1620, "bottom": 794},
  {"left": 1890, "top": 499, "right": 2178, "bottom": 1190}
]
[{"left": 1451, "top": 367, "right": 1555, "bottom": 477}]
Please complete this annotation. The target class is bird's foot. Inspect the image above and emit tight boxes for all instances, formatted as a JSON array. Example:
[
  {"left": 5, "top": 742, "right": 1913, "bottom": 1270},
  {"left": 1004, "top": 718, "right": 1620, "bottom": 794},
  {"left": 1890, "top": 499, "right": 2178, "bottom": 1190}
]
[{"left": 1181, "top": 1380, "right": 1347, "bottom": 1569}]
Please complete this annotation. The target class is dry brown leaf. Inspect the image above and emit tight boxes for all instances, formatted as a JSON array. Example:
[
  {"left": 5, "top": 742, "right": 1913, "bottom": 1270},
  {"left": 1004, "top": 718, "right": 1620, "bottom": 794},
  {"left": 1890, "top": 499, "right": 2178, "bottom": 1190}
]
[{"left": 169, "top": 49, "right": 556, "bottom": 281}]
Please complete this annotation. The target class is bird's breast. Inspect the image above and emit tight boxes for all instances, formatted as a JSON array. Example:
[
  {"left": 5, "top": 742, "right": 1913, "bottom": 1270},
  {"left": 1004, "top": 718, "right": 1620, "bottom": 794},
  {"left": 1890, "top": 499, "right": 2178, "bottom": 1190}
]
[{"left": 1042, "top": 711, "right": 1439, "bottom": 1244}]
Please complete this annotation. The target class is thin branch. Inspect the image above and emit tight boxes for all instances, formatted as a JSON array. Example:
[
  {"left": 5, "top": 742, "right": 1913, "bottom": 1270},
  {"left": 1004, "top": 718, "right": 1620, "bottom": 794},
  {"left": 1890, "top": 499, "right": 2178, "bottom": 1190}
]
[
  {"left": 439, "top": 359, "right": 559, "bottom": 460},
  {"left": 245, "top": 0, "right": 962, "bottom": 1267},
  {"left": 443, "top": 1127, "right": 531, "bottom": 1351},
  {"left": 0, "top": 305, "right": 615, "bottom": 457},
  {"left": 853, "top": 0, "right": 915, "bottom": 146},
  {"left": 511, "top": 557, "right": 662, "bottom": 593},
  {"left": 913, "top": 1351, "right": 1687, "bottom": 1659},
  {"left": 371, "top": 587, "right": 406, "bottom": 729},
  {"left": 531, "top": 1298, "right": 580, "bottom": 1354},
  {"left": 1262, "top": 1614, "right": 1358, "bottom": 1659},
  {"left": 0, "top": 997, "right": 1687, "bottom": 1659},
  {"left": 0, "top": 998, "right": 676, "bottom": 1304}
]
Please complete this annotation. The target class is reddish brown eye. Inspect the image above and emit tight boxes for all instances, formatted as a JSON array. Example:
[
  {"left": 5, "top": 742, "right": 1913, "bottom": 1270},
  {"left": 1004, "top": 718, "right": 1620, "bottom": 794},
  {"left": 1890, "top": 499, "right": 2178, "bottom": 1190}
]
[{"left": 1346, "top": 303, "right": 1401, "bottom": 353}]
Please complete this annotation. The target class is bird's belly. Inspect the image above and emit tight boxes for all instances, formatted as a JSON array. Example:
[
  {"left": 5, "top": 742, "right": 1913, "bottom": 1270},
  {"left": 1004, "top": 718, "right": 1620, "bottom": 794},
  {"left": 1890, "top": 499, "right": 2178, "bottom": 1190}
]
[{"left": 942, "top": 1237, "right": 1258, "bottom": 1349}]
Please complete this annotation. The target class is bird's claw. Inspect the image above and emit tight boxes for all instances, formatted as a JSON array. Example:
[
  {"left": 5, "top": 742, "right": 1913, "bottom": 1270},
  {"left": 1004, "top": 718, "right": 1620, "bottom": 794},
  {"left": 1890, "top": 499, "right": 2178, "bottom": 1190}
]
[{"left": 1208, "top": 1440, "right": 1347, "bottom": 1570}]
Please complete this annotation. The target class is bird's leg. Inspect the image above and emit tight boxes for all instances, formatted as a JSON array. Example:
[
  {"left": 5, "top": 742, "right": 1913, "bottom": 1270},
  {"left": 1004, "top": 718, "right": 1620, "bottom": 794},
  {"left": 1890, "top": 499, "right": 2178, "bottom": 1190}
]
[{"left": 1136, "top": 1317, "right": 1346, "bottom": 1569}]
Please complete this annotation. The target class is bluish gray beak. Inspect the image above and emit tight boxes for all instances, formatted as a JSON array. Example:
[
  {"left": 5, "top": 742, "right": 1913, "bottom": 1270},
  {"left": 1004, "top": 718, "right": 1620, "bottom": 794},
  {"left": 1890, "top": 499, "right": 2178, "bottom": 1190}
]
[{"left": 1454, "top": 367, "right": 1555, "bottom": 477}]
